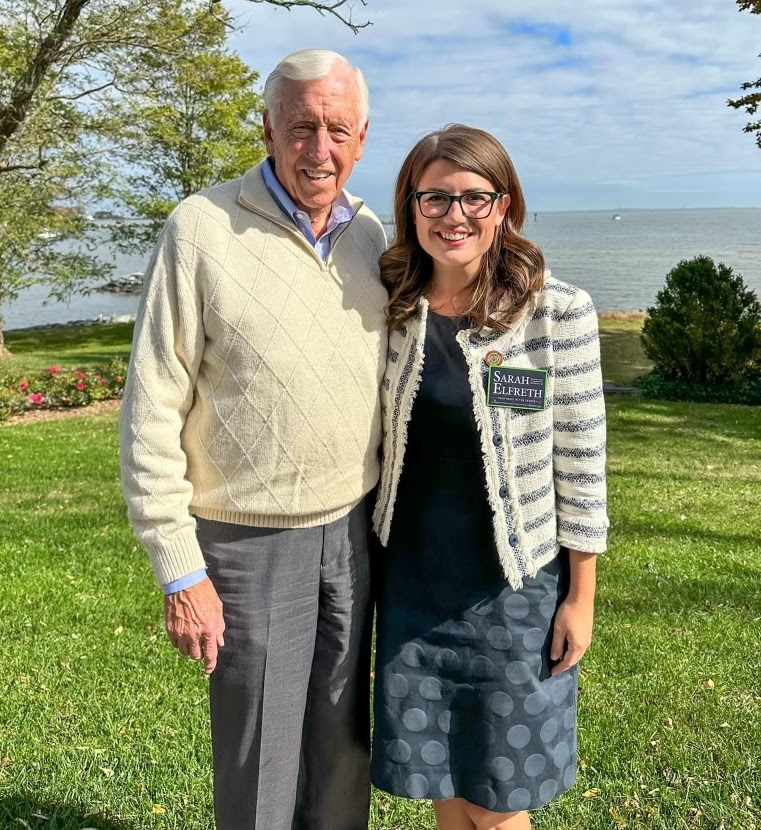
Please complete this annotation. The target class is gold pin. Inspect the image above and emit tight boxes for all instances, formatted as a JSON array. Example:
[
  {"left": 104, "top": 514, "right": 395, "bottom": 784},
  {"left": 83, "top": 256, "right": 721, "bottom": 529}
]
[{"left": 484, "top": 350, "right": 503, "bottom": 367}]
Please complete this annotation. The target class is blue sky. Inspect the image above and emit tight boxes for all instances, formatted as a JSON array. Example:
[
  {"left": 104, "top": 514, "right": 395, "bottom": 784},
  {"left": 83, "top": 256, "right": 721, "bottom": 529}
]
[{"left": 226, "top": 0, "right": 761, "bottom": 214}]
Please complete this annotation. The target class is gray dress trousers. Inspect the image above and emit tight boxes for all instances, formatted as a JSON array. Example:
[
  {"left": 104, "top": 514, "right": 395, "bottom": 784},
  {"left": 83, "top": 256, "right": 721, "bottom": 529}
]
[{"left": 197, "top": 499, "right": 373, "bottom": 830}]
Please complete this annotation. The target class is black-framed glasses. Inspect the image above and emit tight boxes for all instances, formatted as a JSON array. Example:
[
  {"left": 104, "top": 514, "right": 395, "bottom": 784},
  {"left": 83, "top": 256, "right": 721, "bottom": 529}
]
[{"left": 413, "top": 190, "right": 505, "bottom": 219}]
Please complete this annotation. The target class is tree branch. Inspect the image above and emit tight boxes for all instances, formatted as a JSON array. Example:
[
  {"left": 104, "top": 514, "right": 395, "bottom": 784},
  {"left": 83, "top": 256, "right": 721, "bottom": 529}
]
[
  {"left": 231, "top": 0, "right": 370, "bottom": 33},
  {"left": 0, "top": 0, "right": 91, "bottom": 157}
]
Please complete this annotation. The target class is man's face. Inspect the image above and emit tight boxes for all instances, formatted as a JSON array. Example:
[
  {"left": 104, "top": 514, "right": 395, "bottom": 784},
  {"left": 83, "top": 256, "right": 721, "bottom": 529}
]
[{"left": 263, "top": 68, "right": 368, "bottom": 216}]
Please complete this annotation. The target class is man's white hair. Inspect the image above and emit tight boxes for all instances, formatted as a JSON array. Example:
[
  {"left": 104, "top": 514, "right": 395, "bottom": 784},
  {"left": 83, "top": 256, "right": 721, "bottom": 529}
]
[{"left": 263, "top": 49, "right": 369, "bottom": 123}]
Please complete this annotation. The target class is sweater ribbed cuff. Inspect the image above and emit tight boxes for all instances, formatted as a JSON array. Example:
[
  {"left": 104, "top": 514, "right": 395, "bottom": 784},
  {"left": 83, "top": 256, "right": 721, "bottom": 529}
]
[{"left": 147, "top": 526, "right": 207, "bottom": 586}]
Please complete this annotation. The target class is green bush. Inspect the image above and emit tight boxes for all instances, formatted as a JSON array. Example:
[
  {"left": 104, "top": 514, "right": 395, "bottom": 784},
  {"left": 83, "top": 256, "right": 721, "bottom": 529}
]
[
  {"left": 0, "top": 358, "right": 127, "bottom": 421},
  {"left": 641, "top": 255, "right": 761, "bottom": 386}
]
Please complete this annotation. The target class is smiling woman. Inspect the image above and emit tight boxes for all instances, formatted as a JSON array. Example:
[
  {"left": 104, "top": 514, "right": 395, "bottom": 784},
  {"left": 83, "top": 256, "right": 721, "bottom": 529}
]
[{"left": 371, "top": 124, "right": 609, "bottom": 830}]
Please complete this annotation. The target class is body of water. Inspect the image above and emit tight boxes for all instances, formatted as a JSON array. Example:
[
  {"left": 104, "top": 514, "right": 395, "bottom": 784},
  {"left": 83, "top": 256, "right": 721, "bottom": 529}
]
[{"left": 4, "top": 208, "right": 760, "bottom": 330}]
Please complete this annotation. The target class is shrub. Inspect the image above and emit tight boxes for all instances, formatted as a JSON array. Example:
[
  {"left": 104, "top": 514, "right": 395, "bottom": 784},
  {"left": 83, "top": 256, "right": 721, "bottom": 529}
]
[
  {"left": 640, "top": 255, "right": 761, "bottom": 386},
  {"left": 0, "top": 358, "right": 127, "bottom": 422}
]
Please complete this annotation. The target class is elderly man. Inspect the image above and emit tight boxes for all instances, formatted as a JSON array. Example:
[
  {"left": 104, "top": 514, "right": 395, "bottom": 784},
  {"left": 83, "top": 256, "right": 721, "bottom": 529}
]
[{"left": 120, "top": 49, "right": 387, "bottom": 830}]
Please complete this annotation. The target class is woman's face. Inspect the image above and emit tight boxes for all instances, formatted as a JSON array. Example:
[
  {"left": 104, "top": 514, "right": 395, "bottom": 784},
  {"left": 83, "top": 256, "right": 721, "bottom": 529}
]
[{"left": 413, "top": 158, "right": 510, "bottom": 281}]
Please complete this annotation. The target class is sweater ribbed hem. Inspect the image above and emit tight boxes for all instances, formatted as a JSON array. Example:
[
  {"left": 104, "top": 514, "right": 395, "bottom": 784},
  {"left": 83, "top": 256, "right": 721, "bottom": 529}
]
[
  {"left": 147, "top": 526, "right": 207, "bottom": 586},
  {"left": 190, "top": 500, "right": 358, "bottom": 530}
]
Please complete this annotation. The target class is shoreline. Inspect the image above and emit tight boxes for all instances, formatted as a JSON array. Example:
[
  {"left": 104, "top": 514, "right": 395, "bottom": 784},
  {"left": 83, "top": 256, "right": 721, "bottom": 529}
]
[{"left": 6, "top": 310, "right": 646, "bottom": 335}]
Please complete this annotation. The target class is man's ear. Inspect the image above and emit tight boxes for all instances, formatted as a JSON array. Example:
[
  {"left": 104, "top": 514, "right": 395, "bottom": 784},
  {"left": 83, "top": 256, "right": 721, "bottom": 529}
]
[
  {"left": 355, "top": 118, "right": 369, "bottom": 161},
  {"left": 263, "top": 110, "right": 276, "bottom": 156}
]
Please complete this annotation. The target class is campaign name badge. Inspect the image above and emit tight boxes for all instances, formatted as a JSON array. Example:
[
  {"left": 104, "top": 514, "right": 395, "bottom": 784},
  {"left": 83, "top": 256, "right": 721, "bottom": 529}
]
[{"left": 487, "top": 366, "right": 548, "bottom": 411}]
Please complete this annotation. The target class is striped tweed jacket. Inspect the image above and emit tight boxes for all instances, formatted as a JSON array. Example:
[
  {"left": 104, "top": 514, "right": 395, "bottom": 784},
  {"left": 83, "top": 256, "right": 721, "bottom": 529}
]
[{"left": 372, "top": 274, "right": 610, "bottom": 590}]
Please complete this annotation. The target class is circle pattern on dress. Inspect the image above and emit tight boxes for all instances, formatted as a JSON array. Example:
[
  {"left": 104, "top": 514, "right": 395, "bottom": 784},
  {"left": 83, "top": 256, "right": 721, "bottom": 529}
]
[
  {"left": 387, "top": 739, "right": 412, "bottom": 763},
  {"left": 507, "top": 788, "right": 532, "bottom": 811},
  {"left": 486, "top": 625, "right": 513, "bottom": 650},
  {"left": 402, "top": 708, "right": 428, "bottom": 732},
  {"left": 505, "top": 661, "right": 532, "bottom": 685},
  {"left": 488, "top": 691, "right": 514, "bottom": 717},
  {"left": 470, "top": 655, "right": 496, "bottom": 681},
  {"left": 439, "top": 774, "right": 455, "bottom": 799},
  {"left": 503, "top": 594, "right": 530, "bottom": 619},
  {"left": 524, "top": 690, "right": 549, "bottom": 716},
  {"left": 437, "top": 710, "right": 452, "bottom": 734},
  {"left": 385, "top": 673, "right": 410, "bottom": 699},
  {"left": 420, "top": 677, "right": 443, "bottom": 701},
  {"left": 405, "top": 773, "right": 429, "bottom": 798},
  {"left": 401, "top": 642, "right": 425, "bottom": 668},
  {"left": 524, "top": 753, "right": 547, "bottom": 777},
  {"left": 435, "top": 648, "right": 462, "bottom": 673},
  {"left": 506, "top": 725, "right": 531, "bottom": 749},
  {"left": 540, "top": 718, "right": 558, "bottom": 743},
  {"left": 421, "top": 740, "right": 447, "bottom": 765},
  {"left": 553, "top": 741, "right": 570, "bottom": 769},
  {"left": 489, "top": 756, "right": 515, "bottom": 782},
  {"left": 523, "top": 627, "right": 546, "bottom": 651},
  {"left": 539, "top": 593, "right": 557, "bottom": 619}
]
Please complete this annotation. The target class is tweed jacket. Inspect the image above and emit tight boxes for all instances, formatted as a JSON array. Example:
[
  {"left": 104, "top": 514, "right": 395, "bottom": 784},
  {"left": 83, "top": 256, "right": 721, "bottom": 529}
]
[{"left": 372, "top": 274, "right": 610, "bottom": 590}]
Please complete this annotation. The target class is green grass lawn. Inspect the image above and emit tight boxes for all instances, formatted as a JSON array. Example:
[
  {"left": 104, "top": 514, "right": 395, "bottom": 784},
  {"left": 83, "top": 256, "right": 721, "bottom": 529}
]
[
  {"left": 1, "top": 323, "right": 759, "bottom": 830},
  {"left": 3, "top": 323, "right": 135, "bottom": 375}
]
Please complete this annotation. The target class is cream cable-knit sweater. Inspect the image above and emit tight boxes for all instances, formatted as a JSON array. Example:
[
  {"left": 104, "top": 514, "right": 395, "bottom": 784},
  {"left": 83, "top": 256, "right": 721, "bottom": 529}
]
[
  {"left": 120, "top": 162, "right": 388, "bottom": 585},
  {"left": 373, "top": 275, "right": 609, "bottom": 590}
]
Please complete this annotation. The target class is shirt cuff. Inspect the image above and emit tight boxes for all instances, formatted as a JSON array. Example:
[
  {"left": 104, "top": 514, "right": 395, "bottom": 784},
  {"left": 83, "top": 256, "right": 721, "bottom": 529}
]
[{"left": 161, "top": 568, "right": 207, "bottom": 595}]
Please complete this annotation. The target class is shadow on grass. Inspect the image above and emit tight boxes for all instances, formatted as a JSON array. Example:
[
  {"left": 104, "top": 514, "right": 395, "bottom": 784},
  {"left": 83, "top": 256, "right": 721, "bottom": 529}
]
[
  {"left": 608, "top": 402, "right": 761, "bottom": 445},
  {"left": 598, "top": 327, "right": 651, "bottom": 385},
  {"left": 603, "top": 558, "right": 761, "bottom": 619},
  {"left": 0, "top": 796, "right": 135, "bottom": 829},
  {"left": 6, "top": 323, "right": 134, "bottom": 351}
]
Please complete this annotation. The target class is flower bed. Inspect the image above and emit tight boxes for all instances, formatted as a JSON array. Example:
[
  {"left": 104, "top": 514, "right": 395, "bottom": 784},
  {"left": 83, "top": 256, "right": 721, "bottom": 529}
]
[{"left": 0, "top": 358, "right": 127, "bottom": 422}]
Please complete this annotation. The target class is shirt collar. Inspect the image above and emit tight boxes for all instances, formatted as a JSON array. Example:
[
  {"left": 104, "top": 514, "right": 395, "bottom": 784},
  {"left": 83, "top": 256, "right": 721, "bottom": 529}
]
[{"left": 261, "top": 156, "right": 354, "bottom": 241}]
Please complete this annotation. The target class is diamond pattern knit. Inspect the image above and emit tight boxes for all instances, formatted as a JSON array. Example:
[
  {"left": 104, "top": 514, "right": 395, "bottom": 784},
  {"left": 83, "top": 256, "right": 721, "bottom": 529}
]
[{"left": 120, "top": 162, "right": 388, "bottom": 585}]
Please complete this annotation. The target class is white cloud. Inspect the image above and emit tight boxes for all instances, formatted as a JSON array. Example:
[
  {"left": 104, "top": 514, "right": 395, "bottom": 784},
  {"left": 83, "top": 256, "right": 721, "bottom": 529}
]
[{"left": 226, "top": 0, "right": 761, "bottom": 212}]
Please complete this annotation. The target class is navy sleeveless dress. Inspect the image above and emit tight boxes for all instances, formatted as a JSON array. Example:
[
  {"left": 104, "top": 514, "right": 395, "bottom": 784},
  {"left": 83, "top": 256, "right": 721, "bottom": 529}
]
[{"left": 371, "top": 310, "right": 579, "bottom": 813}]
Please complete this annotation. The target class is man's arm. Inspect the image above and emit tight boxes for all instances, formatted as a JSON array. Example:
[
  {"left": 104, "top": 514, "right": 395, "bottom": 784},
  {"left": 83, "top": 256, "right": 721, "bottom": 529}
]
[{"left": 120, "top": 201, "right": 225, "bottom": 671}]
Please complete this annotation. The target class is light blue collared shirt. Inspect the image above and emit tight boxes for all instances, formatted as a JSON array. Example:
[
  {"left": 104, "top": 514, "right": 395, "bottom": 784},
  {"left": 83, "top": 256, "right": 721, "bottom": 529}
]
[
  {"left": 261, "top": 156, "right": 354, "bottom": 261},
  {"left": 161, "top": 159, "right": 356, "bottom": 595}
]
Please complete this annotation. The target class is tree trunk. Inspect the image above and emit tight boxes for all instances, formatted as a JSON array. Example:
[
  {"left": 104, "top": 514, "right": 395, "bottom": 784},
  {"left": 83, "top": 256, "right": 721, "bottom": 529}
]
[{"left": 0, "top": 327, "right": 11, "bottom": 359}]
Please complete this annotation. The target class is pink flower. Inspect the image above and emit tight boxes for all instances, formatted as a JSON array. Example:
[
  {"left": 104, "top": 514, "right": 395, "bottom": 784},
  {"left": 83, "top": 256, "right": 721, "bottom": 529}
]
[
  {"left": 18, "top": 380, "right": 29, "bottom": 392},
  {"left": 114, "top": 375, "right": 123, "bottom": 383},
  {"left": 74, "top": 370, "right": 87, "bottom": 379},
  {"left": 48, "top": 365, "right": 60, "bottom": 375},
  {"left": 76, "top": 381, "right": 85, "bottom": 391},
  {"left": 28, "top": 393, "right": 44, "bottom": 405},
  {"left": 100, "top": 379, "right": 107, "bottom": 386}
]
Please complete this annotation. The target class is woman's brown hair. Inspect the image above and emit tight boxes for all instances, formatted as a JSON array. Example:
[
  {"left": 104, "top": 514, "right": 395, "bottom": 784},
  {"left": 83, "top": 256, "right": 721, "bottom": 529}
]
[{"left": 382, "top": 124, "right": 546, "bottom": 332}]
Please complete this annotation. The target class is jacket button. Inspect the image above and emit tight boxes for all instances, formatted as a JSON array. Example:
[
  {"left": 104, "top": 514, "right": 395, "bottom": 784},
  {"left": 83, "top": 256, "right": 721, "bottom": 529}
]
[
  {"left": 508, "top": 533, "right": 520, "bottom": 547},
  {"left": 492, "top": 434, "right": 503, "bottom": 447},
  {"left": 499, "top": 485, "right": 508, "bottom": 499}
]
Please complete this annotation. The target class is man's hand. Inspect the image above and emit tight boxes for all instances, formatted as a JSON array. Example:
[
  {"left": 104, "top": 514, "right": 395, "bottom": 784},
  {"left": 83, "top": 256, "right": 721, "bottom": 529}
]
[{"left": 164, "top": 577, "right": 225, "bottom": 674}]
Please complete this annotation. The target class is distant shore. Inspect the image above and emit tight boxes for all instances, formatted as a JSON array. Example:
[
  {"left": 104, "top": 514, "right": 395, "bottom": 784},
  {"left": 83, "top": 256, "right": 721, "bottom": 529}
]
[{"left": 6, "top": 309, "right": 647, "bottom": 335}]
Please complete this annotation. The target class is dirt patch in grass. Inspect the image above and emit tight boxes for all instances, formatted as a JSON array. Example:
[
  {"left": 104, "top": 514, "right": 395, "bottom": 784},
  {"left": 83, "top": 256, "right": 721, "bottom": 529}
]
[{"left": 2, "top": 399, "right": 121, "bottom": 426}]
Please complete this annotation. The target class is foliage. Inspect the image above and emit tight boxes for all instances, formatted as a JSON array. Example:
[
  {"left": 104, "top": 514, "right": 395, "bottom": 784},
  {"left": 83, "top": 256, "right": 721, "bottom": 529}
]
[
  {"left": 640, "top": 255, "right": 761, "bottom": 387},
  {"left": 0, "top": 356, "right": 126, "bottom": 420},
  {"left": 105, "top": 0, "right": 266, "bottom": 251},
  {"left": 728, "top": 0, "right": 761, "bottom": 148},
  {"left": 0, "top": 0, "right": 202, "bottom": 357}
]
